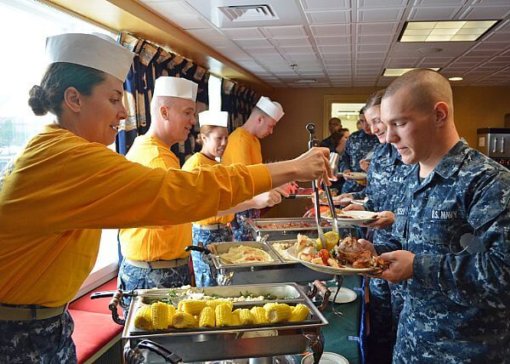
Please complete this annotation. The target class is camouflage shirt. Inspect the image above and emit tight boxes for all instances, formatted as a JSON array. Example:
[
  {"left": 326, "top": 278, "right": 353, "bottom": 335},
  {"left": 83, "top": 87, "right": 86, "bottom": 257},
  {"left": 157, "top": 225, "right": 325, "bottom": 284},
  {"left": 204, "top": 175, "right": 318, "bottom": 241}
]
[
  {"left": 339, "top": 129, "right": 379, "bottom": 193},
  {"left": 389, "top": 140, "right": 510, "bottom": 363},
  {"left": 359, "top": 143, "right": 412, "bottom": 248}
]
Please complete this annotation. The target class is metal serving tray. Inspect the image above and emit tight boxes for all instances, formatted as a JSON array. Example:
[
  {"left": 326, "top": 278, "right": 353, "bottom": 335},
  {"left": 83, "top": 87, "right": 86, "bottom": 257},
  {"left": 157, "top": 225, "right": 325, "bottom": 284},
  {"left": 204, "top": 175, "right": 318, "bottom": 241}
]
[
  {"left": 205, "top": 240, "right": 331, "bottom": 285},
  {"left": 246, "top": 217, "right": 332, "bottom": 241},
  {"left": 123, "top": 283, "right": 328, "bottom": 362},
  {"left": 208, "top": 241, "right": 283, "bottom": 269}
]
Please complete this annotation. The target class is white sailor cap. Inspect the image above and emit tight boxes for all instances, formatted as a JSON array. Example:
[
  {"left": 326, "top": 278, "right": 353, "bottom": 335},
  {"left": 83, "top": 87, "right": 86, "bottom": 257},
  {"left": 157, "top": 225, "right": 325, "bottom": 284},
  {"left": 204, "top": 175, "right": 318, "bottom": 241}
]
[
  {"left": 199, "top": 110, "right": 228, "bottom": 128},
  {"left": 46, "top": 33, "right": 134, "bottom": 82},
  {"left": 256, "top": 96, "right": 284, "bottom": 121},
  {"left": 153, "top": 76, "right": 198, "bottom": 101}
]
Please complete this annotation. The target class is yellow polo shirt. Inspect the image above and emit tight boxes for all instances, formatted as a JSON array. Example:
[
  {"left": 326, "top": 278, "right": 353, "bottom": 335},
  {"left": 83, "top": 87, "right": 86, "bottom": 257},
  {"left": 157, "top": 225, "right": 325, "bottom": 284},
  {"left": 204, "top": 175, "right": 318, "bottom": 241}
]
[
  {"left": 0, "top": 125, "right": 271, "bottom": 306},
  {"left": 182, "top": 152, "right": 234, "bottom": 225},
  {"left": 119, "top": 135, "right": 191, "bottom": 262},
  {"left": 222, "top": 127, "right": 262, "bottom": 165}
]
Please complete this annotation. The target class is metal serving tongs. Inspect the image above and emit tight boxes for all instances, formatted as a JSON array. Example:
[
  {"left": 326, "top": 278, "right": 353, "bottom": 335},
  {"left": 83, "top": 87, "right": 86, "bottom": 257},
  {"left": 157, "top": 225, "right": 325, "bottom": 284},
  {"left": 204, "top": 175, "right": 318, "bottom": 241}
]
[{"left": 305, "top": 123, "right": 340, "bottom": 243}]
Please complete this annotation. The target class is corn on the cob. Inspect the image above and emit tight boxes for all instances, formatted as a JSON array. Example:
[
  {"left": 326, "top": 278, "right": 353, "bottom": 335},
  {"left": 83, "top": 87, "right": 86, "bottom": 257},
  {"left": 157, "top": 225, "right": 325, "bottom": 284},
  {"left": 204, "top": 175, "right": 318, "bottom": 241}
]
[
  {"left": 178, "top": 300, "right": 207, "bottom": 316},
  {"left": 133, "top": 305, "right": 153, "bottom": 330},
  {"left": 250, "top": 306, "right": 268, "bottom": 324},
  {"left": 151, "top": 301, "right": 171, "bottom": 330},
  {"left": 215, "top": 303, "right": 233, "bottom": 327},
  {"left": 235, "top": 308, "right": 254, "bottom": 325},
  {"left": 198, "top": 306, "right": 216, "bottom": 328},
  {"left": 205, "top": 299, "right": 233, "bottom": 310},
  {"left": 230, "top": 309, "right": 241, "bottom": 326},
  {"left": 265, "top": 303, "right": 292, "bottom": 323},
  {"left": 172, "top": 311, "right": 198, "bottom": 328},
  {"left": 289, "top": 304, "right": 310, "bottom": 322}
]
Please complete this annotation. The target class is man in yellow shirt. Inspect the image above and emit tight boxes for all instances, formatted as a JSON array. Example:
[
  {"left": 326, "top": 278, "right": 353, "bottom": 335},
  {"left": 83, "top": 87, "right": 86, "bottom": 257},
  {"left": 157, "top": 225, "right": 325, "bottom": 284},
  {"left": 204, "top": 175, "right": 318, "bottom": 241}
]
[
  {"left": 118, "top": 76, "right": 199, "bottom": 303},
  {"left": 222, "top": 96, "right": 287, "bottom": 240}
]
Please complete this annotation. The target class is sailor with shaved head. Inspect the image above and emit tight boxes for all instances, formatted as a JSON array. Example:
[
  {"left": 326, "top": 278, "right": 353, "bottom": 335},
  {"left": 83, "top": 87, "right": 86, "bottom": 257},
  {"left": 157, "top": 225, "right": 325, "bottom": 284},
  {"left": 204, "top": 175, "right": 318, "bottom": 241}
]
[{"left": 371, "top": 69, "right": 510, "bottom": 363}]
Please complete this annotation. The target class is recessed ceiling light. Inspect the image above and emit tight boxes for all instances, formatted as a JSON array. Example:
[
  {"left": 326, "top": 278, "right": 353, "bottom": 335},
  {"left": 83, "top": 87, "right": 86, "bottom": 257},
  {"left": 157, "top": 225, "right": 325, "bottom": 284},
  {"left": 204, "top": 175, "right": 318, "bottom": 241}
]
[
  {"left": 448, "top": 76, "right": 463, "bottom": 81},
  {"left": 400, "top": 20, "right": 498, "bottom": 42},
  {"left": 383, "top": 68, "right": 440, "bottom": 77}
]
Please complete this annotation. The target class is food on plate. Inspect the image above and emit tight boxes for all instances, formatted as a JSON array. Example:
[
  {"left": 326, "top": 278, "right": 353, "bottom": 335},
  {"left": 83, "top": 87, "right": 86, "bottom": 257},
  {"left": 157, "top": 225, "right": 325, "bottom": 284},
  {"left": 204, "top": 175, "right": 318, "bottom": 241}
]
[
  {"left": 292, "top": 234, "right": 388, "bottom": 271},
  {"left": 316, "top": 231, "right": 340, "bottom": 250},
  {"left": 133, "top": 299, "right": 310, "bottom": 330},
  {"left": 334, "top": 237, "right": 389, "bottom": 269},
  {"left": 219, "top": 245, "right": 273, "bottom": 264}
]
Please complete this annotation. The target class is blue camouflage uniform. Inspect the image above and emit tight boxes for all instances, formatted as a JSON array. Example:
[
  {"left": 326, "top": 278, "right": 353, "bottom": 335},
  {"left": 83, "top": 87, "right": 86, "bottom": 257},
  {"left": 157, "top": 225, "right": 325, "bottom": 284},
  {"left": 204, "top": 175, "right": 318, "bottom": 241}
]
[
  {"left": 388, "top": 140, "right": 510, "bottom": 363},
  {"left": 339, "top": 130, "right": 379, "bottom": 193},
  {"left": 0, "top": 310, "right": 76, "bottom": 363},
  {"left": 231, "top": 209, "right": 260, "bottom": 242},
  {"left": 191, "top": 225, "right": 233, "bottom": 287},
  {"left": 118, "top": 261, "right": 190, "bottom": 310},
  {"left": 358, "top": 143, "right": 411, "bottom": 364}
]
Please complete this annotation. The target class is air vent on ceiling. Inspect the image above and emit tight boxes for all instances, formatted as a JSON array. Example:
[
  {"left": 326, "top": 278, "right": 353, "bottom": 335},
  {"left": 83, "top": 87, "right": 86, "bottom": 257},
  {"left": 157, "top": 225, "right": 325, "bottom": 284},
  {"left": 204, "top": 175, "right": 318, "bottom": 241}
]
[{"left": 219, "top": 4, "right": 278, "bottom": 22}]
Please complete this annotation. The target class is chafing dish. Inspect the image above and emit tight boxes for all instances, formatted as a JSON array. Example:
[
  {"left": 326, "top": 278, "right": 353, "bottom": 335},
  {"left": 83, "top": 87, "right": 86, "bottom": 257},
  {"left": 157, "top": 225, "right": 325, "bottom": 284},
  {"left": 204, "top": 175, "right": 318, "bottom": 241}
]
[
  {"left": 246, "top": 217, "right": 332, "bottom": 241},
  {"left": 120, "top": 283, "right": 328, "bottom": 363},
  {"left": 205, "top": 241, "right": 331, "bottom": 285}
]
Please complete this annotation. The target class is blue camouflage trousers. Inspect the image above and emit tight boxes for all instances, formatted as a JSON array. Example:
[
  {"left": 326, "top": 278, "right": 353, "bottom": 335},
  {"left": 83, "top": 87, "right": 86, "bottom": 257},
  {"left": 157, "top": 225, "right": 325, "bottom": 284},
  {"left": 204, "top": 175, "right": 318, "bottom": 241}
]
[
  {"left": 367, "top": 278, "right": 404, "bottom": 364},
  {"left": 118, "top": 259, "right": 191, "bottom": 310},
  {"left": 232, "top": 209, "right": 259, "bottom": 241},
  {"left": 0, "top": 310, "right": 76, "bottom": 363},
  {"left": 192, "top": 225, "right": 233, "bottom": 287}
]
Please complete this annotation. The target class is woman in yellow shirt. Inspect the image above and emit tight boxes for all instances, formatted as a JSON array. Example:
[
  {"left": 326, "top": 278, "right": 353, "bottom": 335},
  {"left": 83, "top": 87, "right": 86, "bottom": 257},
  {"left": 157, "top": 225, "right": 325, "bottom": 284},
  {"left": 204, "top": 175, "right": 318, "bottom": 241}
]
[{"left": 183, "top": 111, "right": 281, "bottom": 286}]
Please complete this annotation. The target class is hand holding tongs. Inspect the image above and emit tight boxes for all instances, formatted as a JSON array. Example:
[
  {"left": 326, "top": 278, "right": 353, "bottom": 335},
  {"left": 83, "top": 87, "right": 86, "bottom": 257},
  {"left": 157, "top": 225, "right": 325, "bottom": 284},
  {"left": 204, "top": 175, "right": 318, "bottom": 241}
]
[{"left": 305, "top": 123, "right": 340, "bottom": 241}]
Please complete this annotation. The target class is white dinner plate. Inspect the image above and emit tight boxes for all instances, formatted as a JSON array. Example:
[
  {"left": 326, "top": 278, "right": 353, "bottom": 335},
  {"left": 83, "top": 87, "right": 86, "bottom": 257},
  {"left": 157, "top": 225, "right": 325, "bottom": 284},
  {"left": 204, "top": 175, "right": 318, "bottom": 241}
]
[
  {"left": 324, "top": 210, "right": 378, "bottom": 225},
  {"left": 286, "top": 246, "right": 376, "bottom": 275},
  {"left": 302, "top": 352, "right": 350, "bottom": 364},
  {"left": 327, "top": 287, "right": 357, "bottom": 304}
]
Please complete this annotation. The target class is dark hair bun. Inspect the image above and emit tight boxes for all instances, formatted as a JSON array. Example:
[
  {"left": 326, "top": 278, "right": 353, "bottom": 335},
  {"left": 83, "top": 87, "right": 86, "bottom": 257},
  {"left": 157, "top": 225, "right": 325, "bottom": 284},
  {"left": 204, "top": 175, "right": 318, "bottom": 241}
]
[{"left": 28, "top": 85, "right": 49, "bottom": 116}]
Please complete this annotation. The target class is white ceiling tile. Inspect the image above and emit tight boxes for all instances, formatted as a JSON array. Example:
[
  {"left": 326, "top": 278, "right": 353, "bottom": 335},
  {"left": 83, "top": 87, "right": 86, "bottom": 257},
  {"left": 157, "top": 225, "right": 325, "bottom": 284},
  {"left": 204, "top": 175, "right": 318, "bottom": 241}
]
[
  {"left": 287, "top": 54, "right": 320, "bottom": 61},
  {"left": 357, "top": 23, "right": 399, "bottom": 35},
  {"left": 419, "top": 56, "right": 455, "bottom": 65},
  {"left": 358, "top": 0, "right": 407, "bottom": 8},
  {"left": 319, "top": 45, "right": 351, "bottom": 54},
  {"left": 484, "top": 32, "right": 510, "bottom": 43},
  {"left": 262, "top": 25, "right": 308, "bottom": 38},
  {"left": 408, "top": 6, "right": 461, "bottom": 21},
  {"left": 234, "top": 38, "right": 274, "bottom": 48},
  {"left": 170, "top": 17, "right": 211, "bottom": 30},
  {"left": 316, "top": 36, "right": 351, "bottom": 45},
  {"left": 271, "top": 38, "right": 311, "bottom": 47},
  {"left": 142, "top": 0, "right": 199, "bottom": 17},
  {"left": 357, "top": 8, "right": 405, "bottom": 23},
  {"left": 413, "top": 0, "right": 469, "bottom": 5},
  {"left": 357, "top": 34, "right": 394, "bottom": 44},
  {"left": 306, "top": 11, "right": 351, "bottom": 25},
  {"left": 460, "top": 6, "right": 510, "bottom": 19},
  {"left": 357, "top": 44, "right": 389, "bottom": 52},
  {"left": 301, "top": 0, "right": 350, "bottom": 11},
  {"left": 279, "top": 45, "right": 316, "bottom": 54},
  {"left": 245, "top": 48, "right": 279, "bottom": 56},
  {"left": 221, "top": 28, "right": 265, "bottom": 40},
  {"left": 310, "top": 24, "right": 351, "bottom": 36},
  {"left": 386, "top": 57, "right": 421, "bottom": 67}
]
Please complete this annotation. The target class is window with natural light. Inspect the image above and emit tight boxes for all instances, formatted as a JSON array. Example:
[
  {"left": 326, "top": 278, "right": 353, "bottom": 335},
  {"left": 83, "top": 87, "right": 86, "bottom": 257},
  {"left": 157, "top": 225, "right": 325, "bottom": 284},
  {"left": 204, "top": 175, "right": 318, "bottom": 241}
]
[
  {"left": 208, "top": 74, "right": 222, "bottom": 111},
  {"left": 0, "top": 0, "right": 120, "bottom": 294}
]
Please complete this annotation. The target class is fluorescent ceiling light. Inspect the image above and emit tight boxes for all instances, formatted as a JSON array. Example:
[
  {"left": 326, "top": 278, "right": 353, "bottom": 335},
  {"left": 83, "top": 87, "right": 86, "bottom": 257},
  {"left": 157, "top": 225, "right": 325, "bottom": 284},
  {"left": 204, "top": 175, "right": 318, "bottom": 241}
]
[
  {"left": 383, "top": 68, "right": 440, "bottom": 77},
  {"left": 448, "top": 76, "right": 463, "bottom": 81},
  {"left": 400, "top": 20, "right": 498, "bottom": 42}
]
